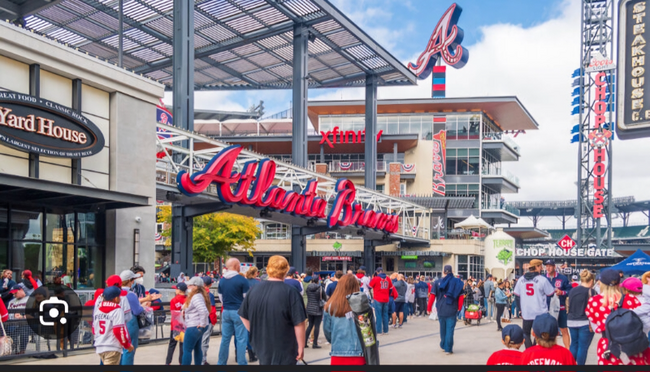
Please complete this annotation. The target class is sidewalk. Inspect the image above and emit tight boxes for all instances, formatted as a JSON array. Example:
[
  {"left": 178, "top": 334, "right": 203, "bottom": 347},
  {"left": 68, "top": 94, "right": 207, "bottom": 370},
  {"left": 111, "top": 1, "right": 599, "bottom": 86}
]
[{"left": 8, "top": 316, "right": 600, "bottom": 365}]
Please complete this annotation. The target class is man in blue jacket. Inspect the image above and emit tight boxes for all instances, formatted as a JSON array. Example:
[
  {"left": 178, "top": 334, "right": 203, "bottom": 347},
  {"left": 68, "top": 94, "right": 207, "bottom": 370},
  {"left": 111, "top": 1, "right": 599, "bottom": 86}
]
[
  {"left": 544, "top": 259, "right": 572, "bottom": 349},
  {"left": 433, "top": 265, "right": 463, "bottom": 355}
]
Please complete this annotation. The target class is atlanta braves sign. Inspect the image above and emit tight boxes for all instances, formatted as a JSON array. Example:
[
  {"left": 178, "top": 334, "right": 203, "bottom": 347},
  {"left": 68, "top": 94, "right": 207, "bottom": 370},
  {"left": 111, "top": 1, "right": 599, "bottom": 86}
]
[
  {"left": 177, "top": 145, "right": 400, "bottom": 233},
  {"left": 407, "top": 3, "right": 469, "bottom": 79}
]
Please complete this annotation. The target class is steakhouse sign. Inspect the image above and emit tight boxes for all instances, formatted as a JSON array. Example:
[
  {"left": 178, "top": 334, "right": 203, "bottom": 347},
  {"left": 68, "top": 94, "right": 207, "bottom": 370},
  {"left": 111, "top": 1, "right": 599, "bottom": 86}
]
[{"left": 177, "top": 146, "right": 400, "bottom": 233}]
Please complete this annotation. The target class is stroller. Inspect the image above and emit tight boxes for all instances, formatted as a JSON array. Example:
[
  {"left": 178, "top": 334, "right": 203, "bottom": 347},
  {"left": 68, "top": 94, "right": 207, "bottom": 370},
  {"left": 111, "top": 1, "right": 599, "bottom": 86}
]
[{"left": 464, "top": 304, "right": 483, "bottom": 325}]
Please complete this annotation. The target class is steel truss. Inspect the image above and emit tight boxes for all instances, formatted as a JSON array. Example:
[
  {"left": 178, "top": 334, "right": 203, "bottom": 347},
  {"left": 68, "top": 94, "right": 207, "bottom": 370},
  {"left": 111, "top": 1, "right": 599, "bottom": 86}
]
[
  {"left": 156, "top": 123, "right": 432, "bottom": 241},
  {"left": 577, "top": 0, "right": 614, "bottom": 249}
]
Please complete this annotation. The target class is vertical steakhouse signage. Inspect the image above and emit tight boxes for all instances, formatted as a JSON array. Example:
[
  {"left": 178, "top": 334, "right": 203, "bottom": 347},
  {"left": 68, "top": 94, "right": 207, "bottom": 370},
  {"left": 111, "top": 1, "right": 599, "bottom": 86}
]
[
  {"left": 176, "top": 145, "right": 400, "bottom": 234},
  {"left": 0, "top": 91, "right": 104, "bottom": 157},
  {"left": 617, "top": 0, "right": 650, "bottom": 139}
]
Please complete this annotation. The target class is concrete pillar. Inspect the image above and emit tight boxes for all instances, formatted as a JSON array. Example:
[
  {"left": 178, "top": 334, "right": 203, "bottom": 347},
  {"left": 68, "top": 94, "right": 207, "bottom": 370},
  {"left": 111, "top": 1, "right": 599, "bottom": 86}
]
[
  {"left": 364, "top": 75, "right": 378, "bottom": 190},
  {"left": 389, "top": 162, "right": 402, "bottom": 196}
]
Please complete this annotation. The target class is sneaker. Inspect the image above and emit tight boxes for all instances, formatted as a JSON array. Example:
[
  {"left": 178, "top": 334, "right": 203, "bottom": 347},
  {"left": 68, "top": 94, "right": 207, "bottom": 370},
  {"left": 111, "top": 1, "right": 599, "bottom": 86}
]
[
  {"left": 312, "top": 344, "right": 322, "bottom": 349},
  {"left": 398, "top": 323, "right": 403, "bottom": 328},
  {"left": 393, "top": 324, "right": 398, "bottom": 328},
  {"left": 445, "top": 352, "right": 453, "bottom": 355}
]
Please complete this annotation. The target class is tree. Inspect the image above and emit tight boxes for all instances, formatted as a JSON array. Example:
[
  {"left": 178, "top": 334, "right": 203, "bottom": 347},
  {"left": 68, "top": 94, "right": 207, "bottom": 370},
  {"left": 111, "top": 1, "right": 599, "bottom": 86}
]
[{"left": 157, "top": 206, "right": 260, "bottom": 262}]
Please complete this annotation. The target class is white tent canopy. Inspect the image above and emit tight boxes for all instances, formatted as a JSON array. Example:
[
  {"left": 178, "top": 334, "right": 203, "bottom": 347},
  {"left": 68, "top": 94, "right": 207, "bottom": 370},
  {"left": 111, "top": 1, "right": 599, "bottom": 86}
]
[{"left": 454, "top": 215, "right": 493, "bottom": 230}]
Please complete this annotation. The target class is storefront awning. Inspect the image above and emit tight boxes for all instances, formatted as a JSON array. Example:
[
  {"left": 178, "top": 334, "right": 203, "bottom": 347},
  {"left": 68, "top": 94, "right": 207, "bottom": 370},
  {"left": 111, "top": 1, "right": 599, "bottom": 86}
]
[{"left": 0, "top": 173, "right": 150, "bottom": 211}]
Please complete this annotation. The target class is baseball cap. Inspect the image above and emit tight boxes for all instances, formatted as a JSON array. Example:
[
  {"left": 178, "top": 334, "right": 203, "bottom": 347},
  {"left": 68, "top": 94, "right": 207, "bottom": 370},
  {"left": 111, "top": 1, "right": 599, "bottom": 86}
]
[
  {"left": 621, "top": 277, "right": 643, "bottom": 292},
  {"left": 119, "top": 270, "right": 141, "bottom": 282},
  {"left": 502, "top": 324, "right": 524, "bottom": 345},
  {"left": 359, "top": 266, "right": 366, "bottom": 271},
  {"left": 22, "top": 269, "right": 33, "bottom": 277},
  {"left": 103, "top": 286, "right": 122, "bottom": 301},
  {"left": 375, "top": 267, "right": 383, "bottom": 273},
  {"left": 600, "top": 268, "right": 620, "bottom": 286},
  {"left": 443, "top": 265, "right": 453, "bottom": 274},
  {"left": 529, "top": 259, "right": 543, "bottom": 267},
  {"left": 202, "top": 276, "right": 213, "bottom": 286},
  {"left": 572, "top": 275, "right": 579, "bottom": 281},
  {"left": 9, "top": 283, "right": 26, "bottom": 294},
  {"left": 487, "top": 274, "right": 493, "bottom": 279},
  {"left": 289, "top": 266, "right": 297, "bottom": 275},
  {"left": 106, "top": 274, "right": 122, "bottom": 287},
  {"left": 172, "top": 282, "right": 188, "bottom": 292},
  {"left": 533, "top": 313, "right": 559, "bottom": 340},
  {"left": 186, "top": 277, "right": 204, "bottom": 287},
  {"left": 544, "top": 259, "right": 556, "bottom": 266}
]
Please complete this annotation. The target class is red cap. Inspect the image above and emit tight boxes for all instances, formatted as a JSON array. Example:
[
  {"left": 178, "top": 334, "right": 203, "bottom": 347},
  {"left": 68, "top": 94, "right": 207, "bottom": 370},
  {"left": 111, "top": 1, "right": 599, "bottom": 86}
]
[
  {"left": 23, "top": 270, "right": 32, "bottom": 277},
  {"left": 106, "top": 275, "right": 122, "bottom": 287}
]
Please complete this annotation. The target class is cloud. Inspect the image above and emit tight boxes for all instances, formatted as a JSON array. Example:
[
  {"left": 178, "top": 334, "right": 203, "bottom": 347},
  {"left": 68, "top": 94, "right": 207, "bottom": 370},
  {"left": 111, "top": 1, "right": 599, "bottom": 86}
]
[
  {"left": 446, "top": 0, "right": 650, "bottom": 203},
  {"left": 163, "top": 91, "right": 248, "bottom": 112}
]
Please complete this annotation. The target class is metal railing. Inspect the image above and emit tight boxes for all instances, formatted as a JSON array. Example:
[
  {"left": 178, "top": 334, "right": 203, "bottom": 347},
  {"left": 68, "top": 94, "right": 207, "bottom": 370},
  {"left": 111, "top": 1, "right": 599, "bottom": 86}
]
[
  {"left": 482, "top": 201, "right": 521, "bottom": 216},
  {"left": 482, "top": 168, "right": 520, "bottom": 187},
  {"left": 483, "top": 132, "right": 521, "bottom": 154},
  {"left": 330, "top": 161, "right": 386, "bottom": 172},
  {"left": 0, "top": 289, "right": 221, "bottom": 362}
]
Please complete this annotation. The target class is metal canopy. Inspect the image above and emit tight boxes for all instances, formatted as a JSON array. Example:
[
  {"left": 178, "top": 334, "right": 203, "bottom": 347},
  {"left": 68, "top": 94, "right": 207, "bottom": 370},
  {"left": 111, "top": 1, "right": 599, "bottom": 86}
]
[
  {"left": 511, "top": 196, "right": 638, "bottom": 217},
  {"left": 21, "top": 0, "right": 417, "bottom": 90}
]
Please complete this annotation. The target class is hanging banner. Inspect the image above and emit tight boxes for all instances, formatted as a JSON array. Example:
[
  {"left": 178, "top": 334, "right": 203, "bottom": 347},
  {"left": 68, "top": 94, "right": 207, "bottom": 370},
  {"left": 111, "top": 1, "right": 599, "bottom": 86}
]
[{"left": 432, "top": 128, "right": 446, "bottom": 196}]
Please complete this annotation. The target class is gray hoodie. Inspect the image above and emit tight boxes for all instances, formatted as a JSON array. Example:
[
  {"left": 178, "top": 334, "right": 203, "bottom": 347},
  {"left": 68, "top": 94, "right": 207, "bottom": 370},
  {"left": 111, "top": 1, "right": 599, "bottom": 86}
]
[{"left": 394, "top": 280, "right": 407, "bottom": 303}]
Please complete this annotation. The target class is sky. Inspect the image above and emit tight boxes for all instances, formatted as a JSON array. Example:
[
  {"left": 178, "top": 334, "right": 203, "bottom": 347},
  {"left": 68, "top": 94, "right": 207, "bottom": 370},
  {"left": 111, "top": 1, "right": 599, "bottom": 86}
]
[{"left": 164, "top": 0, "right": 650, "bottom": 225}]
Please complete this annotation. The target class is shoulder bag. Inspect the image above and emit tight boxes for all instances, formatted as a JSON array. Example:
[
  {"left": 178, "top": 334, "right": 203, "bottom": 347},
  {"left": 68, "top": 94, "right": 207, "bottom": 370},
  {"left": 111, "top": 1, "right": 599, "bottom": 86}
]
[
  {"left": 319, "top": 287, "right": 326, "bottom": 308},
  {"left": 0, "top": 315, "right": 13, "bottom": 357}
]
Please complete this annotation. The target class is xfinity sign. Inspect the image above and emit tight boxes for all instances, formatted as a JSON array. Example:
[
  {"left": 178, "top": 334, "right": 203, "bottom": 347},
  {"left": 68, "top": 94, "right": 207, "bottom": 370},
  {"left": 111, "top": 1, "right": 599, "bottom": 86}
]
[{"left": 557, "top": 235, "right": 576, "bottom": 251}]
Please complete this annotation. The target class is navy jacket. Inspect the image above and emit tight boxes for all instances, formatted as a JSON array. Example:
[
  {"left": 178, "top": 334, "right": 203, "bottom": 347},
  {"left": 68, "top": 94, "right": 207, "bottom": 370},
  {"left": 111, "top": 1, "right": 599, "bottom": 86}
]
[
  {"left": 546, "top": 272, "right": 572, "bottom": 310},
  {"left": 415, "top": 281, "right": 429, "bottom": 298},
  {"left": 433, "top": 275, "right": 463, "bottom": 318}
]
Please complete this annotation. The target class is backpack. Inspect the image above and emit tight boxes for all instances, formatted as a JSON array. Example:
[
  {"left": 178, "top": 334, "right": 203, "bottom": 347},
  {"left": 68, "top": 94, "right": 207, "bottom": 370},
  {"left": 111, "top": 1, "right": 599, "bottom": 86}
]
[{"left": 602, "top": 295, "right": 650, "bottom": 362}]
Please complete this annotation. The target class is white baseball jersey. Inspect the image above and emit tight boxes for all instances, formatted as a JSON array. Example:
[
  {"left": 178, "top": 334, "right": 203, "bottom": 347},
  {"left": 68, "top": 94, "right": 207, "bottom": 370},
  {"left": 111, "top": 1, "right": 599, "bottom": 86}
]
[
  {"left": 93, "top": 301, "right": 131, "bottom": 354},
  {"left": 93, "top": 291, "right": 132, "bottom": 322},
  {"left": 514, "top": 274, "right": 555, "bottom": 320}
]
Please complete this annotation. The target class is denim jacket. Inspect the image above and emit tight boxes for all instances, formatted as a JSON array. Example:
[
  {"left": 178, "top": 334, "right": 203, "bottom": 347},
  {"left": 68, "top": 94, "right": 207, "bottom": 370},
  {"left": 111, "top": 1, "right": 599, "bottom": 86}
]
[
  {"left": 495, "top": 287, "right": 508, "bottom": 305},
  {"left": 323, "top": 306, "right": 364, "bottom": 357}
]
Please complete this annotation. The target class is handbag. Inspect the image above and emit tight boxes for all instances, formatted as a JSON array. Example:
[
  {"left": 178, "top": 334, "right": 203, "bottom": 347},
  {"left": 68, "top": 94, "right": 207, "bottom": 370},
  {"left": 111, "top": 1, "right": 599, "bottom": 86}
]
[
  {"left": 137, "top": 308, "right": 154, "bottom": 329},
  {"left": 0, "top": 315, "right": 13, "bottom": 357},
  {"left": 319, "top": 287, "right": 326, "bottom": 308}
]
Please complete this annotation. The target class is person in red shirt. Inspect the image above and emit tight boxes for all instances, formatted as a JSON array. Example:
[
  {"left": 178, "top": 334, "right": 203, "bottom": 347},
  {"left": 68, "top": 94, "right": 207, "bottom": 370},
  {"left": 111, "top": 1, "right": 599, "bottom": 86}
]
[
  {"left": 166, "top": 283, "right": 187, "bottom": 365},
  {"left": 85, "top": 288, "right": 104, "bottom": 308},
  {"left": 368, "top": 267, "right": 397, "bottom": 335},
  {"left": 487, "top": 324, "right": 524, "bottom": 365},
  {"left": 520, "top": 313, "right": 577, "bottom": 365},
  {"left": 571, "top": 275, "right": 579, "bottom": 288},
  {"left": 0, "top": 297, "right": 7, "bottom": 322}
]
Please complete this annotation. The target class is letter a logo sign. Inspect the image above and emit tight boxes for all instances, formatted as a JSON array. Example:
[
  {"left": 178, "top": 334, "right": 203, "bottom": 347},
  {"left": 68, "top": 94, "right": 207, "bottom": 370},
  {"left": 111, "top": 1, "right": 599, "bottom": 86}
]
[{"left": 557, "top": 235, "right": 576, "bottom": 251}]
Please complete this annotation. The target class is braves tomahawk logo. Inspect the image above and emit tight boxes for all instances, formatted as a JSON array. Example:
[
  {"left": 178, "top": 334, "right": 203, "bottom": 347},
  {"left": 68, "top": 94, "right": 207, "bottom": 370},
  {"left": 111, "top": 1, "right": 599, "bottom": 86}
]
[{"left": 407, "top": 3, "right": 469, "bottom": 79}]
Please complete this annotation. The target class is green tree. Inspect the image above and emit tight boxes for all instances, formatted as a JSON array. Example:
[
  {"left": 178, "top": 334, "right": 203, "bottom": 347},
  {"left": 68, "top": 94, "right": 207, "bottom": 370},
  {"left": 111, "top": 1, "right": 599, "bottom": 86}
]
[{"left": 157, "top": 207, "right": 260, "bottom": 262}]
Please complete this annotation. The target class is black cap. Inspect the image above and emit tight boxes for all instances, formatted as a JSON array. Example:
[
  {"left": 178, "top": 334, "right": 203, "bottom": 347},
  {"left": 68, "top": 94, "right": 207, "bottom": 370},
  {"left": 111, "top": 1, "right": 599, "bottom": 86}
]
[
  {"left": 173, "top": 283, "right": 188, "bottom": 292},
  {"left": 375, "top": 267, "right": 383, "bottom": 273},
  {"left": 600, "top": 268, "right": 620, "bottom": 286},
  {"left": 359, "top": 266, "right": 366, "bottom": 271},
  {"left": 502, "top": 324, "right": 524, "bottom": 344},
  {"left": 533, "top": 313, "right": 559, "bottom": 339},
  {"left": 289, "top": 266, "right": 297, "bottom": 275},
  {"left": 202, "top": 276, "right": 213, "bottom": 286},
  {"left": 544, "top": 259, "right": 556, "bottom": 266}
]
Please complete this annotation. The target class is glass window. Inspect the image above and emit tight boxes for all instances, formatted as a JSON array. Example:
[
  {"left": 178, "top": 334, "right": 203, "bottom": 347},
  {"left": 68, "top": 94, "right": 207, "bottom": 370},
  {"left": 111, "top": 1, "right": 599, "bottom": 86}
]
[
  {"left": 12, "top": 240, "right": 42, "bottom": 275},
  {"left": 46, "top": 212, "right": 75, "bottom": 243},
  {"left": 445, "top": 117, "right": 456, "bottom": 140},
  {"left": 468, "top": 156, "right": 480, "bottom": 175},
  {"left": 446, "top": 158, "right": 457, "bottom": 175},
  {"left": 399, "top": 117, "right": 410, "bottom": 134},
  {"left": 376, "top": 184, "right": 385, "bottom": 193},
  {"left": 457, "top": 149, "right": 468, "bottom": 157},
  {"left": 446, "top": 184, "right": 456, "bottom": 192},
  {"left": 387, "top": 117, "right": 398, "bottom": 134},
  {"left": 77, "top": 245, "right": 103, "bottom": 289},
  {"left": 469, "top": 149, "right": 480, "bottom": 156},
  {"left": 11, "top": 209, "right": 42, "bottom": 241},
  {"left": 45, "top": 243, "right": 74, "bottom": 286},
  {"left": 378, "top": 117, "right": 387, "bottom": 134},
  {"left": 457, "top": 116, "right": 469, "bottom": 140},
  {"left": 0, "top": 240, "right": 7, "bottom": 271},
  {"left": 447, "top": 148, "right": 456, "bottom": 157},
  {"left": 468, "top": 184, "right": 480, "bottom": 192},
  {"left": 469, "top": 115, "right": 481, "bottom": 139},
  {"left": 457, "top": 157, "right": 468, "bottom": 175},
  {"left": 457, "top": 184, "right": 467, "bottom": 193}
]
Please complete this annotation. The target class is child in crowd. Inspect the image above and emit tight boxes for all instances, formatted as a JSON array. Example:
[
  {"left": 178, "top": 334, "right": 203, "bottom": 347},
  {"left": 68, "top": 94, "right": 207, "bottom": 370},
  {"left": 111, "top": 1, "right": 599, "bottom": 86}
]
[
  {"left": 166, "top": 283, "right": 187, "bottom": 365},
  {"left": 486, "top": 324, "right": 524, "bottom": 365},
  {"left": 93, "top": 286, "right": 134, "bottom": 365},
  {"left": 520, "top": 313, "right": 577, "bottom": 365},
  {"left": 621, "top": 277, "right": 644, "bottom": 300}
]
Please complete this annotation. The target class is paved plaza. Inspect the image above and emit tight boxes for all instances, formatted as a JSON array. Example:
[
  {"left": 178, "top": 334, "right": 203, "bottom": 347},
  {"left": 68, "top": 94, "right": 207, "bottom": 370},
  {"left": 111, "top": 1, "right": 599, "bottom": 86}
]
[{"left": 7, "top": 316, "right": 599, "bottom": 365}]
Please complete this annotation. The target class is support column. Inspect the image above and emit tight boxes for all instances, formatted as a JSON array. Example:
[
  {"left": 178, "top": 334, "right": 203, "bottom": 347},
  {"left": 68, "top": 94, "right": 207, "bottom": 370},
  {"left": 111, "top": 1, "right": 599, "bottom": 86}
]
[
  {"left": 71, "top": 79, "right": 82, "bottom": 185},
  {"left": 28, "top": 64, "right": 40, "bottom": 178},
  {"left": 364, "top": 75, "right": 378, "bottom": 271},
  {"left": 173, "top": 0, "right": 194, "bottom": 133},
  {"left": 171, "top": 205, "right": 193, "bottom": 278},
  {"left": 118, "top": 0, "right": 124, "bottom": 68},
  {"left": 291, "top": 23, "right": 309, "bottom": 273}
]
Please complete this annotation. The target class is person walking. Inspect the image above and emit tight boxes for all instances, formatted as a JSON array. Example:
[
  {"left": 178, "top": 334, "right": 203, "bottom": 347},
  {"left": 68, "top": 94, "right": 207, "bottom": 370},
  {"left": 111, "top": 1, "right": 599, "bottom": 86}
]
[
  {"left": 406, "top": 277, "right": 415, "bottom": 321},
  {"left": 244, "top": 266, "right": 261, "bottom": 363},
  {"left": 368, "top": 267, "right": 396, "bottom": 335},
  {"left": 217, "top": 258, "right": 250, "bottom": 365},
  {"left": 166, "top": 283, "right": 187, "bottom": 365},
  {"left": 118, "top": 270, "right": 147, "bottom": 365},
  {"left": 181, "top": 277, "right": 210, "bottom": 365},
  {"left": 513, "top": 259, "right": 556, "bottom": 349},
  {"left": 484, "top": 275, "right": 495, "bottom": 320},
  {"left": 433, "top": 265, "right": 464, "bottom": 355},
  {"left": 392, "top": 274, "right": 407, "bottom": 328},
  {"left": 415, "top": 277, "right": 429, "bottom": 316},
  {"left": 304, "top": 276, "right": 324, "bottom": 349},
  {"left": 323, "top": 274, "right": 366, "bottom": 366},
  {"left": 461, "top": 279, "right": 475, "bottom": 324},
  {"left": 93, "top": 286, "right": 133, "bottom": 365},
  {"left": 238, "top": 256, "right": 307, "bottom": 365},
  {"left": 544, "top": 259, "right": 572, "bottom": 349},
  {"left": 201, "top": 276, "right": 217, "bottom": 365},
  {"left": 505, "top": 280, "right": 514, "bottom": 320},
  {"left": 495, "top": 279, "right": 508, "bottom": 331},
  {"left": 567, "top": 269, "right": 596, "bottom": 365}
]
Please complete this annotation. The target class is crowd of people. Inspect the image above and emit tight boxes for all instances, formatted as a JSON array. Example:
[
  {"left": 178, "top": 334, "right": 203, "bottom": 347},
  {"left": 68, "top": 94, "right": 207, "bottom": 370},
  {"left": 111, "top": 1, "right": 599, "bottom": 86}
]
[{"left": 4, "top": 255, "right": 650, "bottom": 366}]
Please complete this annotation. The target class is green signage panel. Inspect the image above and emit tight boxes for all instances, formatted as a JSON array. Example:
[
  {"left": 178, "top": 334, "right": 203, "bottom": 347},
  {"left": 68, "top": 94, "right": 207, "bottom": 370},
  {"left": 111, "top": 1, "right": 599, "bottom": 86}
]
[{"left": 401, "top": 255, "right": 418, "bottom": 260}]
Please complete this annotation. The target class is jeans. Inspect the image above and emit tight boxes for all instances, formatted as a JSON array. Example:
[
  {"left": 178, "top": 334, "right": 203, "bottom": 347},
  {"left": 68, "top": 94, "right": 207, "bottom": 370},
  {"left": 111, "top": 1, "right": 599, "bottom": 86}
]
[
  {"left": 201, "top": 323, "right": 213, "bottom": 364},
  {"left": 496, "top": 303, "right": 506, "bottom": 330},
  {"left": 165, "top": 332, "right": 183, "bottom": 365},
  {"left": 373, "top": 301, "right": 390, "bottom": 334},
  {"left": 218, "top": 309, "right": 248, "bottom": 365},
  {"left": 121, "top": 317, "right": 139, "bottom": 365},
  {"left": 511, "top": 301, "right": 518, "bottom": 318},
  {"left": 457, "top": 305, "right": 465, "bottom": 320},
  {"left": 388, "top": 297, "right": 395, "bottom": 319},
  {"left": 569, "top": 325, "right": 594, "bottom": 365},
  {"left": 305, "top": 314, "right": 322, "bottom": 346},
  {"left": 438, "top": 316, "right": 457, "bottom": 353},
  {"left": 485, "top": 298, "right": 495, "bottom": 318},
  {"left": 182, "top": 326, "right": 207, "bottom": 365}
]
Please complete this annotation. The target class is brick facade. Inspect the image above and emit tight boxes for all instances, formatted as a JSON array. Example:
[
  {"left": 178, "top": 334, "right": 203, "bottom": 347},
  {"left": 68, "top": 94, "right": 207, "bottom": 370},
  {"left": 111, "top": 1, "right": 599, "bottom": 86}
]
[{"left": 389, "top": 162, "right": 401, "bottom": 196}]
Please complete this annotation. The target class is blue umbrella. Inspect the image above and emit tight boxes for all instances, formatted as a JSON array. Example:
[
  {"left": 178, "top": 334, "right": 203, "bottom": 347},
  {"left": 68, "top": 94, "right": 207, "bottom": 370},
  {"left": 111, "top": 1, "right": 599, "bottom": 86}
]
[{"left": 609, "top": 249, "right": 650, "bottom": 275}]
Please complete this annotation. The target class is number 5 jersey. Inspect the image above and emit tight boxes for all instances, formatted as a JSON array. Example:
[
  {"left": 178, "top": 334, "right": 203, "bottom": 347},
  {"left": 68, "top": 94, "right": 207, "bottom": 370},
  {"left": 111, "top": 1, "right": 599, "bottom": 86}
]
[{"left": 93, "top": 301, "right": 132, "bottom": 354}]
